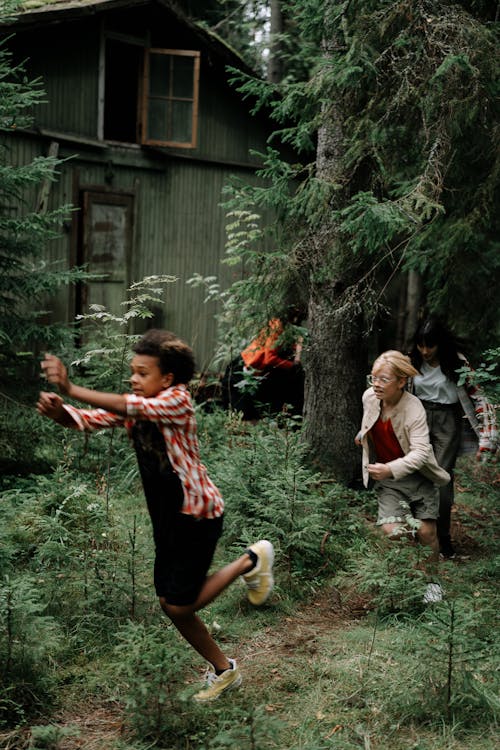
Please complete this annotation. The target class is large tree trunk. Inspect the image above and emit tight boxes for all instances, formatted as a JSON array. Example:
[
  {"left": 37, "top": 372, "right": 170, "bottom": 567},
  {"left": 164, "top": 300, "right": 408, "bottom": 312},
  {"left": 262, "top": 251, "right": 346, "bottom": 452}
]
[
  {"left": 304, "top": 290, "right": 367, "bottom": 484},
  {"left": 404, "top": 270, "right": 423, "bottom": 350},
  {"left": 267, "top": 0, "right": 283, "bottom": 83},
  {"left": 302, "top": 88, "right": 367, "bottom": 484}
]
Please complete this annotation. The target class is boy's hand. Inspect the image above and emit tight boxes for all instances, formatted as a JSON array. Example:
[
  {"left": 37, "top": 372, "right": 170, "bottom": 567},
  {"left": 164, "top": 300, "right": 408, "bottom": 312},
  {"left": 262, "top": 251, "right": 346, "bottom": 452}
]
[
  {"left": 37, "top": 391, "right": 66, "bottom": 421},
  {"left": 41, "top": 354, "right": 71, "bottom": 394}
]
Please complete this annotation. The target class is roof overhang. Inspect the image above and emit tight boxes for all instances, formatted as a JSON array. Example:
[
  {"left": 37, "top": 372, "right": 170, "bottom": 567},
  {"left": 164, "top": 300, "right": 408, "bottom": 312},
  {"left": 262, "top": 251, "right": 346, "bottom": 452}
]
[{"left": 0, "top": 0, "right": 254, "bottom": 73}]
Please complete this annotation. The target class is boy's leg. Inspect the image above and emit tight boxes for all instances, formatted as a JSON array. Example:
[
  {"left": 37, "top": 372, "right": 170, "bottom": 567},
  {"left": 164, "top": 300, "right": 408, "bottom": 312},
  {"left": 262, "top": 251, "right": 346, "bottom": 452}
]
[
  {"left": 160, "top": 602, "right": 242, "bottom": 702},
  {"left": 158, "top": 540, "right": 274, "bottom": 700},
  {"left": 190, "top": 551, "right": 255, "bottom": 610},
  {"left": 159, "top": 601, "right": 230, "bottom": 671},
  {"left": 192, "top": 540, "right": 275, "bottom": 610},
  {"left": 156, "top": 516, "right": 274, "bottom": 617}
]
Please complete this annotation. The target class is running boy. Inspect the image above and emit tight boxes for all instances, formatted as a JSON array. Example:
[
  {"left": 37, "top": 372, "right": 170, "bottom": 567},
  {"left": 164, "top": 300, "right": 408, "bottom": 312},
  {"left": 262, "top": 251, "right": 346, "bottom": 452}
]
[{"left": 37, "top": 329, "right": 274, "bottom": 702}]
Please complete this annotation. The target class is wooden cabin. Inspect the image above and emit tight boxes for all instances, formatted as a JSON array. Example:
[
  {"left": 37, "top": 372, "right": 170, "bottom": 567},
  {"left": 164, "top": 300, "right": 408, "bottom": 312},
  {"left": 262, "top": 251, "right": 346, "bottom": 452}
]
[{"left": 1, "top": 0, "right": 275, "bottom": 369}]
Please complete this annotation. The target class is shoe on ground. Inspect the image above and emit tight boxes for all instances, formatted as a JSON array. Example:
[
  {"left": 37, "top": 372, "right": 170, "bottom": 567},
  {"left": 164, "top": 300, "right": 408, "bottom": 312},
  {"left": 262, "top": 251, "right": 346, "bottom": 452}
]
[
  {"left": 423, "top": 583, "right": 444, "bottom": 604},
  {"left": 439, "top": 537, "right": 456, "bottom": 559},
  {"left": 193, "top": 659, "right": 242, "bottom": 703},
  {"left": 242, "top": 539, "right": 275, "bottom": 606}
]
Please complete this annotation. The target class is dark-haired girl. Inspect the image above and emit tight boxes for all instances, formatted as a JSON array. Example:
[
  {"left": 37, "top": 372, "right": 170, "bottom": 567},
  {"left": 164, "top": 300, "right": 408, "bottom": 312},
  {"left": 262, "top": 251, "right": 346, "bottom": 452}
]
[{"left": 410, "top": 318, "right": 497, "bottom": 557}]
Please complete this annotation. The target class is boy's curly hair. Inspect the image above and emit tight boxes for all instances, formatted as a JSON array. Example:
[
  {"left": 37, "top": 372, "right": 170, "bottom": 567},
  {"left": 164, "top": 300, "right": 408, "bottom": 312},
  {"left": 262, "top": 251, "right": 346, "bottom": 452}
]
[{"left": 133, "top": 329, "right": 196, "bottom": 385}]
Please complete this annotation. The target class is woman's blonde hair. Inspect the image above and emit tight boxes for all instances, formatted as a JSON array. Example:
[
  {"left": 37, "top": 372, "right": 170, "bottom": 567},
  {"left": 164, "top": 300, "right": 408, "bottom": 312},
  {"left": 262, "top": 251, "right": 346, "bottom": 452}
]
[{"left": 372, "top": 350, "right": 418, "bottom": 379}]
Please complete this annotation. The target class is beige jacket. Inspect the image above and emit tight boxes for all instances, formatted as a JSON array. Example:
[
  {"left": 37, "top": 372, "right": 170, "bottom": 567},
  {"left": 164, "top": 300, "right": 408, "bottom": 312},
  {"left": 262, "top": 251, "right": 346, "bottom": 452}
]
[{"left": 359, "top": 389, "right": 451, "bottom": 488}]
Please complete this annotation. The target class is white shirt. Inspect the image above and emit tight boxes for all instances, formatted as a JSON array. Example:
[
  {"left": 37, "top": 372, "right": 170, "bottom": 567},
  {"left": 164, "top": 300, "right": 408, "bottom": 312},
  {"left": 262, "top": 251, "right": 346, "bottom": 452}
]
[{"left": 413, "top": 361, "right": 458, "bottom": 404}]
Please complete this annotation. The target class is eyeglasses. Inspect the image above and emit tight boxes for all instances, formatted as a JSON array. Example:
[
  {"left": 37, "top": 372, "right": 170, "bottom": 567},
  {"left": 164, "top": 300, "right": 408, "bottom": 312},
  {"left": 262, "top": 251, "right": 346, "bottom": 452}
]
[{"left": 367, "top": 375, "right": 396, "bottom": 386}]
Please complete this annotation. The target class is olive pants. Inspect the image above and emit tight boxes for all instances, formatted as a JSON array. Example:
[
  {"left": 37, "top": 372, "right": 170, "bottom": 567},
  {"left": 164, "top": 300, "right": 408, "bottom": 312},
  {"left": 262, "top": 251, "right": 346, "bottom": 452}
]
[{"left": 422, "top": 401, "right": 462, "bottom": 542}]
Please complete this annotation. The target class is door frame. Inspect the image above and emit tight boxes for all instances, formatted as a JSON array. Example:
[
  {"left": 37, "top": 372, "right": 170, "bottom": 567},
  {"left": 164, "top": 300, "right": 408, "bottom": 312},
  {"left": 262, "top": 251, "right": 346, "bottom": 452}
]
[{"left": 75, "top": 183, "right": 135, "bottom": 319}]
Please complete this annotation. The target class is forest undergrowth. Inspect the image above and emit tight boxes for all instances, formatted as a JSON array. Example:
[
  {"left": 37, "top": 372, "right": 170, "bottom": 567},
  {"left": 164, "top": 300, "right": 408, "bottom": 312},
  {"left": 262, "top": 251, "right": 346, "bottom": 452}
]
[{"left": 0, "top": 408, "right": 498, "bottom": 750}]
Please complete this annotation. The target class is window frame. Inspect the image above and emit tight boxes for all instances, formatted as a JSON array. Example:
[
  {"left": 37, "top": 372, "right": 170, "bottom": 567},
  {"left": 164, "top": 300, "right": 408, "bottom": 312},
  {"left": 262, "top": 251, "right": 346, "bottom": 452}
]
[{"left": 141, "top": 48, "right": 200, "bottom": 149}]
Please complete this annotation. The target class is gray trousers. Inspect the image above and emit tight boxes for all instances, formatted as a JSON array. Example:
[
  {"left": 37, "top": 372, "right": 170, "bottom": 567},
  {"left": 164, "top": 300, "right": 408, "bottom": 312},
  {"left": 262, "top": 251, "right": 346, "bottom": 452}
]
[{"left": 422, "top": 402, "right": 462, "bottom": 541}]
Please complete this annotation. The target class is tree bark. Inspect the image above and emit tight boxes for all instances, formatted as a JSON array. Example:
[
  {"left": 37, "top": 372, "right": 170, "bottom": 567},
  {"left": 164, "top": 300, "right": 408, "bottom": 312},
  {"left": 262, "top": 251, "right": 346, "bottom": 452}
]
[
  {"left": 304, "top": 289, "right": 367, "bottom": 484},
  {"left": 303, "top": 88, "right": 367, "bottom": 483},
  {"left": 267, "top": 0, "right": 283, "bottom": 83},
  {"left": 404, "top": 270, "right": 423, "bottom": 351}
]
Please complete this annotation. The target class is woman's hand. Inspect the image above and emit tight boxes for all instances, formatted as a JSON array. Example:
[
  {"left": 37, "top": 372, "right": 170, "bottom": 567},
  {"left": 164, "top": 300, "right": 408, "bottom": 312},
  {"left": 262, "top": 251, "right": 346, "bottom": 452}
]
[
  {"left": 41, "top": 354, "right": 71, "bottom": 395},
  {"left": 367, "top": 463, "right": 393, "bottom": 481}
]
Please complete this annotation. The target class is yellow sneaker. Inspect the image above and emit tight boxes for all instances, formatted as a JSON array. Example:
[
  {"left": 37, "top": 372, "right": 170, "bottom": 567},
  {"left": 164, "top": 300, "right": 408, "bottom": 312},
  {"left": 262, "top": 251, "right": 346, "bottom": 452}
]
[
  {"left": 193, "top": 659, "right": 242, "bottom": 703},
  {"left": 242, "top": 539, "right": 274, "bottom": 606}
]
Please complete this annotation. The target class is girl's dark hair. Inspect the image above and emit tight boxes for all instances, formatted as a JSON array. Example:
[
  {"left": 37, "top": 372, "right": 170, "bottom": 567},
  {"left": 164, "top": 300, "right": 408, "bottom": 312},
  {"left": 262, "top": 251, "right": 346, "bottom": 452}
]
[
  {"left": 133, "top": 329, "right": 196, "bottom": 384},
  {"left": 409, "top": 317, "right": 463, "bottom": 382}
]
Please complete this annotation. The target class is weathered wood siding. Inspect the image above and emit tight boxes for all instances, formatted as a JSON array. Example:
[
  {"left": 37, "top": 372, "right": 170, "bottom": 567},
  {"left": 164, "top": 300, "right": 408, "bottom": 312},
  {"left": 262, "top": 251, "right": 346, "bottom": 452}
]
[
  {"left": 12, "top": 20, "right": 101, "bottom": 138},
  {"left": 5, "top": 131, "right": 267, "bottom": 368},
  {"left": 4, "top": 3, "right": 276, "bottom": 368}
]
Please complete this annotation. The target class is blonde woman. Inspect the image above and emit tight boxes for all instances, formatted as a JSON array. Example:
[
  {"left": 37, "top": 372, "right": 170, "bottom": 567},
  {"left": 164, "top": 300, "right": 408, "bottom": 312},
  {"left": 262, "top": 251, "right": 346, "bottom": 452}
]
[{"left": 356, "top": 351, "right": 450, "bottom": 588}]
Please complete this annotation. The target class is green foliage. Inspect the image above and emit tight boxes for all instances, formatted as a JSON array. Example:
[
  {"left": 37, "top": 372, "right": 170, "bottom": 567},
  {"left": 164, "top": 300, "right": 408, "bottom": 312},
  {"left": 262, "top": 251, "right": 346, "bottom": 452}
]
[
  {"left": 0, "top": 3, "right": 91, "bottom": 472},
  {"left": 341, "top": 543, "right": 430, "bottom": 615},
  {"left": 72, "top": 275, "right": 177, "bottom": 392},
  {"left": 202, "top": 413, "right": 366, "bottom": 594},
  {"left": 338, "top": 191, "right": 413, "bottom": 255},
  {"left": 222, "top": 0, "right": 500, "bottom": 353},
  {"left": 0, "top": 33, "right": 84, "bottom": 355},
  {"left": 418, "top": 597, "right": 499, "bottom": 722},
  {"left": 458, "top": 347, "right": 500, "bottom": 409},
  {"left": 0, "top": 463, "right": 148, "bottom": 641},
  {"left": 207, "top": 705, "right": 285, "bottom": 749},
  {"left": 29, "top": 723, "right": 80, "bottom": 750},
  {"left": 114, "top": 620, "right": 197, "bottom": 743},
  {"left": 0, "top": 575, "right": 61, "bottom": 728}
]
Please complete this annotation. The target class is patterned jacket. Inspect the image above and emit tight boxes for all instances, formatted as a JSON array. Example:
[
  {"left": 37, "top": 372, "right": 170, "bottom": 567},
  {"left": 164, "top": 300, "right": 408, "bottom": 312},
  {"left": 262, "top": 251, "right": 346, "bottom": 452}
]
[{"left": 63, "top": 384, "right": 224, "bottom": 519}]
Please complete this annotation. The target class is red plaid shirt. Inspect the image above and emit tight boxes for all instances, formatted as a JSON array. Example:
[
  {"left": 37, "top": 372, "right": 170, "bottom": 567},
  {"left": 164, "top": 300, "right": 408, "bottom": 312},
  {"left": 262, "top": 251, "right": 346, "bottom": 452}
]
[{"left": 63, "top": 385, "right": 224, "bottom": 519}]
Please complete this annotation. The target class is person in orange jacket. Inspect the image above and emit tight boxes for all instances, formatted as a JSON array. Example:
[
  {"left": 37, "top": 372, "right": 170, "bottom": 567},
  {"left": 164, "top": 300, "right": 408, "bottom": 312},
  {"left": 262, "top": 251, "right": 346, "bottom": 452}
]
[{"left": 222, "top": 308, "right": 305, "bottom": 421}]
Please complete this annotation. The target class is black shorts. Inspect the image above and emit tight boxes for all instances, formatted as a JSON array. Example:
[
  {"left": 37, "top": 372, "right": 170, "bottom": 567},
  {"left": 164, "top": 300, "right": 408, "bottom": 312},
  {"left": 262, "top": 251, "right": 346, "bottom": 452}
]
[{"left": 153, "top": 510, "right": 224, "bottom": 605}]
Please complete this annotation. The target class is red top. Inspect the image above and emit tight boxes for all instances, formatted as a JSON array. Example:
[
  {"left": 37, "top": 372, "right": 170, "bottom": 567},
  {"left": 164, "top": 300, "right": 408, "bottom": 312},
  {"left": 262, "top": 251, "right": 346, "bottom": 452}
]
[{"left": 370, "top": 417, "right": 404, "bottom": 463}]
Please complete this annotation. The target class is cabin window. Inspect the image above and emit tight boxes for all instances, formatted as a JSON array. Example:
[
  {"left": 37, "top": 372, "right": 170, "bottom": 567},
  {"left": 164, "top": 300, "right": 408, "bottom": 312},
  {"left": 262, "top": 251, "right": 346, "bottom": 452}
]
[
  {"left": 104, "top": 39, "right": 143, "bottom": 143},
  {"left": 142, "top": 49, "right": 200, "bottom": 149},
  {"left": 103, "top": 42, "right": 200, "bottom": 149}
]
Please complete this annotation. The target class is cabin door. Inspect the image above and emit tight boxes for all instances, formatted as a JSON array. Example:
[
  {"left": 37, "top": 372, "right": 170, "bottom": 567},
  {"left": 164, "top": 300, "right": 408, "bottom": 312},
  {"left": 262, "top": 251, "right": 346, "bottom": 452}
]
[{"left": 79, "top": 190, "right": 134, "bottom": 318}]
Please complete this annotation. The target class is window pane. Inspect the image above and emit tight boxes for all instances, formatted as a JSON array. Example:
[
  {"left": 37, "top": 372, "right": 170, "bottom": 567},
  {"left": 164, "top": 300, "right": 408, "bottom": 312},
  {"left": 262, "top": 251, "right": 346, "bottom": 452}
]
[
  {"left": 149, "top": 54, "right": 171, "bottom": 97},
  {"left": 144, "top": 50, "right": 198, "bottom": 146},
  {"left": 171, "top": 101, "right": 192, "bottom": 142},
  {"left": 89, "top": 203, "right": 127, "bottom": 276},
  {"left": 147, "top": 98, "right": 169, "bottom": 141},
  {"left": 172, "top": 56, "right": 194, "bottom": 98}
]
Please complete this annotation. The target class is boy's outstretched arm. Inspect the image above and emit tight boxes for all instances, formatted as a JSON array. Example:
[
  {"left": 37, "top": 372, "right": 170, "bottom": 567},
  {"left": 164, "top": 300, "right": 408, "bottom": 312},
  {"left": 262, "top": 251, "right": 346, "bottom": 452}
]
[
  {"left": 37, "top": 391, "right": 76, "bottom": 427},
  {"left": 41, "top": 354, "right": 128, "bottom": 415}
]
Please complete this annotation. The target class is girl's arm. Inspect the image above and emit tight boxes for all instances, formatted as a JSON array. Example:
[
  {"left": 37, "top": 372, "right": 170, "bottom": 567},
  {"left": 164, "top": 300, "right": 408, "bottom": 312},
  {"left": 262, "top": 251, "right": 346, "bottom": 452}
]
[{"left": 41, "top": 354, "right": 127, "bottom": 415}]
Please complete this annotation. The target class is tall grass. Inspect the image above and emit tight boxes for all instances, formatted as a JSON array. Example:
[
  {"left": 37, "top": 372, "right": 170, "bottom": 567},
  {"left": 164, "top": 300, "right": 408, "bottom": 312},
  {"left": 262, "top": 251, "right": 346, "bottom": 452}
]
[{"left": 0, "top": 403, "right": 498, "bottom": 748}]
